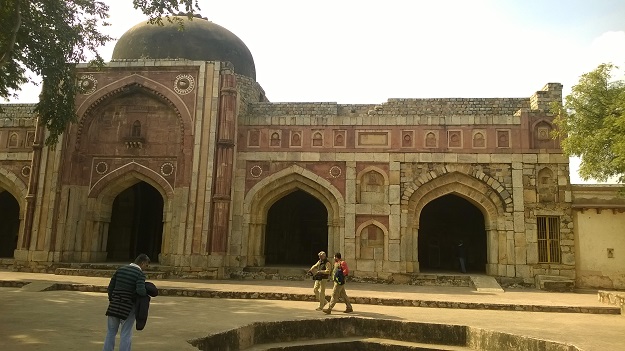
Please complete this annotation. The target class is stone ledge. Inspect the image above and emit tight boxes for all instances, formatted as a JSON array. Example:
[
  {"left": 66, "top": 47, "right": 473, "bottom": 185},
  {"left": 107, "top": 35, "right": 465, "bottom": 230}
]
[
  {"left": 0, "top": 281, "right": 619, "bottom": 315},
  {"left": 189, "top": 317, "right": 582, "bottom": 351},
  {"left": 598, "top": 290, "right": 625, "bottom": 315}
]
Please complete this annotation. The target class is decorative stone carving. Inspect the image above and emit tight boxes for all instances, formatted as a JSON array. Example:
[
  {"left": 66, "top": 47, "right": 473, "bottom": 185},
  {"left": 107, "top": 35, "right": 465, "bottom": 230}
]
[
  {"left": 248, "top": 130, "right": 260, "bottom": 147},
  {"left": 329, "top": 166, "right": 342, "bottom": 178},
  {"left": 250, "top": 165, "right": 263, "bottom": 178},
  {"left": 425, "top": 131, "right": 437, "bottom": 148},
  {"left": 402, "top": 131, "right": 413, "bottom": 147},
  {"left": 333, "top": 130, "right": 346, "bottom": 147},
  {"left": 78, "top": 74, "right": 97, "bottom": 95},
  {"left": 95, "top": 162, "right": 108, "bottom": 175},
  {"left": 290, "top": 131, "right": 302, "bottom": 147},
  {"left": 472, "top": 131, "right": 486, "bottom": 148},
  {"left": 270, "top": 131, "right": 281, "bottom": 147},
  {"left": 21, "top": 165, "right": 31, "bottom": 178},
  {"left": 7, "top": 132, "right": 19, "bottom": 148},
  {"left": 497, "top": 130, "right": 510, "bottom": 148},
  {"left": 173, "top": 74, "right": 195, "bottom": 95},
  {"left": 312, "top": 131, "right": 323, "bottom": 147},
  {"left": 160, "top": 162, "right": 174, "bottom": 177},
  {"left": 448, "top": 131, "right": 462, "bottom": 148}
]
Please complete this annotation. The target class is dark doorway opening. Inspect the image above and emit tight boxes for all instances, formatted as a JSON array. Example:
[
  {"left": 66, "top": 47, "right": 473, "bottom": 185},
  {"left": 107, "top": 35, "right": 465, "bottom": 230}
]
[
  {"left": 265, "top": 189, "right": 328, "bottom": 265},
  {"left": 107, "top": 182, "right": 163, "bottom": 262},
  {"left": 418, "top": 194, "right": 486, "bottom": 273},
  {"left": 0, "top": 191, "right": 19, "bottom": 258}
]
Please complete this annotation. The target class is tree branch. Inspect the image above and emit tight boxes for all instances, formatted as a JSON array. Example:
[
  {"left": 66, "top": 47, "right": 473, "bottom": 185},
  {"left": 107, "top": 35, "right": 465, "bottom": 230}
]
[{"left": 0, "top": 0, "right": 22, "bottom": 66}]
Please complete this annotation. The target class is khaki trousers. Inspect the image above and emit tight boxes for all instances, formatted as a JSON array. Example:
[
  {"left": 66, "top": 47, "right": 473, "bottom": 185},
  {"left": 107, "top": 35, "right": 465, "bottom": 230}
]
[
  {"left": 327, "top": 282, "right": 352, "bottom": 311},
  {"left": 313, "top": 279, "right": 327, "bottom": 308}
]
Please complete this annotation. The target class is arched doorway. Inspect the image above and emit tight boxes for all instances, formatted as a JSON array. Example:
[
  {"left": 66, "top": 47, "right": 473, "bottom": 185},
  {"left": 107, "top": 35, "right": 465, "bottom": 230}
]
[
  {"left": 265, "top": 189, "right": 328, "bottom": 265},
  {"left": 0, "top": 190, "right": 19, "bottom": 257},
  {"left": 418, "top": 194, "right": 486, "bottom": 273},
  {"left": 106, "top": 181, "right": 163, "bottom": 262}
]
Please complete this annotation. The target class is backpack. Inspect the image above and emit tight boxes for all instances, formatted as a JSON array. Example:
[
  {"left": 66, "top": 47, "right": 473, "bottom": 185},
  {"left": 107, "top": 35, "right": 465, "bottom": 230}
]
[{"left": 333, "top": 261, "right": 347, "bottom": 285}]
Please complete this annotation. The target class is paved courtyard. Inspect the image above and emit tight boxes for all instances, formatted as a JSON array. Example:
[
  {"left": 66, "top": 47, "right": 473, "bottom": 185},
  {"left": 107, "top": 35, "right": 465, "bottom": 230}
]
[{"left": 1, "top": 272, "right": 624, "bottom": 350}]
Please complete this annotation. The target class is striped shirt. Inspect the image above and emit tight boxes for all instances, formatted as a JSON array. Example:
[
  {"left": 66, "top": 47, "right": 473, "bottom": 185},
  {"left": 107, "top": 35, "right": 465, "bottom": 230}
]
[{"left": 105, "top": 264, "right": 147, "bottom": 319}]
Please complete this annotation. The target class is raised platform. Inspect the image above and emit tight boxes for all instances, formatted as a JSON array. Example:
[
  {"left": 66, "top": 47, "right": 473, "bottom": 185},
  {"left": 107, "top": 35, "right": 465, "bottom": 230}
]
[{"left": 0, "top": 277, "right": 617, "bottom": 315}]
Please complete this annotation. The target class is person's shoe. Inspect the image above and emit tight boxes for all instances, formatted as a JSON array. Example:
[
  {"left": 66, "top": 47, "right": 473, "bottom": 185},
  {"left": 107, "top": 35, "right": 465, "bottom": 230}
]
[
  {"left": 322, "top": 309, "right": 331, "bottom": 314},
  {"left": 315, "top": 306, "right": 323, "bottom": 311},
  {"left": 343, "top": 308, "right": 353, "bottom": 313}
]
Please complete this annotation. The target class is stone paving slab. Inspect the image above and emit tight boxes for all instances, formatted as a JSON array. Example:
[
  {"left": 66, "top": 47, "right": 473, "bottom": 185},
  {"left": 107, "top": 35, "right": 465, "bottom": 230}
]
[
  {"left": 1, "top": 287, "right": 624, "bottom": 351},
  {"left": 0, "top": 271, "right": 616, "bottom": 314},
  {"left": 469, "top": 276, "right": 504, "bottom": 293}
]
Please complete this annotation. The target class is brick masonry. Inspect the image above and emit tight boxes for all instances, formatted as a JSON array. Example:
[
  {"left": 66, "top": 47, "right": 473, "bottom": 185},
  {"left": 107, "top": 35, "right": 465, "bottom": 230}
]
[{"left": 0, "top": 59, "right": 581, "bottom": 285}]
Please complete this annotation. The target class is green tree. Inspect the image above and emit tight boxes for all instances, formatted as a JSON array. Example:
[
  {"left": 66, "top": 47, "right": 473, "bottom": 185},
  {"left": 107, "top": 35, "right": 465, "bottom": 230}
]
[
  {"left": 0, "top": 0, "right": 199, "bottom": 145},
  {"left": 553, "top": 63, "right": 625, "bottom": 183}
]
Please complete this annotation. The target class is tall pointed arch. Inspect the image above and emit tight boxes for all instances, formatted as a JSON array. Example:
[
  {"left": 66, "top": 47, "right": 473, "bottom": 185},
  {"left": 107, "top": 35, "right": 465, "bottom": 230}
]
[
  {"left": 81, "top": 163, "right": 173, "bottom": 262},
  {"left": 75, "top": 74, "right": 192, "bottom": 151},
  {"left": 243, "top": 165, "right": 345, "bottom": 266},
  {"left": 403, "top": 171, "right": 507, "bottom": 274}
]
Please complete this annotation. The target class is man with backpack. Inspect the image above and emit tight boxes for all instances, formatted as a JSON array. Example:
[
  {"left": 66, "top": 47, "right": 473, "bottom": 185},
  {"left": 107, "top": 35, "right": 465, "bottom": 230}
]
[
  {"left": 307, "top": 251, "right": 332, "bottom": 310},
  {"left": 323, "top": 252, "right": 353, "bottom": 314}
]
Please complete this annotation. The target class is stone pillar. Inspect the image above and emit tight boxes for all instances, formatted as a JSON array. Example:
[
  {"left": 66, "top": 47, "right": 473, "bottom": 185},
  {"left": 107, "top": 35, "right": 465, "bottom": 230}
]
[
  {"left": 486, "top": 228, "right": 499, "bottom": 275},
  {"left": 21, "top": 120, "right": 45, "bottom": 250},
  {"left": 209, "top": 69, "right": 237, "bottom": 253},
  {"left": 412, "top": 227, "right": 420, "bottom": 273},
  {"left": 246, "top": 218, "right": 265, "bottom": 266}
]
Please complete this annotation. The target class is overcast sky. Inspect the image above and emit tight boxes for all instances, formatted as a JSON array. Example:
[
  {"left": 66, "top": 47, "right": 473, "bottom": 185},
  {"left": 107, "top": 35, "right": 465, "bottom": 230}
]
[{"left": 8, "top": 0, "right": 625, "bottom": 183}]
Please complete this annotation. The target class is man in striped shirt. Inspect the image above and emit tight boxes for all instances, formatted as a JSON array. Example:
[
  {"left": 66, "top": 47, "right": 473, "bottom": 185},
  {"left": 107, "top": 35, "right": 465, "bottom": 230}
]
[{"left": 102, "top": 254, "right": 150, "bottom": 351}]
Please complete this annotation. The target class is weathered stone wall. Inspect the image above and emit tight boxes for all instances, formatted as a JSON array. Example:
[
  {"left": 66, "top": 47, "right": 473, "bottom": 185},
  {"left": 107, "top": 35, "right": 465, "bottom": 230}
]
[{"left": 572, "top": 185, "right": 625, "bottom": 289}]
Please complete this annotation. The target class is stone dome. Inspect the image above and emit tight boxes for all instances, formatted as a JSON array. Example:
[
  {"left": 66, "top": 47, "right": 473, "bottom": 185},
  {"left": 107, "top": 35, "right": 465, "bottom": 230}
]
[{"left": 112, "top": 16, "right": 256, "bottom": 79}]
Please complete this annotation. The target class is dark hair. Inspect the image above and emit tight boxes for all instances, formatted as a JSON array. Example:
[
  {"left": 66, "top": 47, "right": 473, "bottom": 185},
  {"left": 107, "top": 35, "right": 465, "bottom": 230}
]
[
  {"left": 134, "top": 254, "right": 151, "bottom": 265},
  {"left": 334, "top": 252, "right": 342, "bottom": 259}
]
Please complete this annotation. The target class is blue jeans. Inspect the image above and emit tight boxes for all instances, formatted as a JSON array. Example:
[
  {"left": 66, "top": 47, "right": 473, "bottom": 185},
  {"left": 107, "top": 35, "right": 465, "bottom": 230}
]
[{"left": 103, "top": 306, "right": 136, "bottom": 351}]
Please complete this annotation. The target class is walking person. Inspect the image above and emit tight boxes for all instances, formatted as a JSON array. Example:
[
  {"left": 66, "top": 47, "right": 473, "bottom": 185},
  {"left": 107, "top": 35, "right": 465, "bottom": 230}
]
[
  {"left": 307, "top": 251, "right": 332, "bottom": 310},
  {"left": 102, "top": 254, "right": 150, "bottom": 351},
  {"left": 323, "top": 252, "right": 353, "bottom": 314}
]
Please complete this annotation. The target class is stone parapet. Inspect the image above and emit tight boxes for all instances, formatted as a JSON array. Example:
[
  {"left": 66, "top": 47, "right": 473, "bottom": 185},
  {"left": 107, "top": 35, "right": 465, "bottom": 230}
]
[
  {"left": 244, "top": 98, "right": 530, "bottom": 119},
  {"left": 0, "top": 104, "right": 38, "bottom": 124}
]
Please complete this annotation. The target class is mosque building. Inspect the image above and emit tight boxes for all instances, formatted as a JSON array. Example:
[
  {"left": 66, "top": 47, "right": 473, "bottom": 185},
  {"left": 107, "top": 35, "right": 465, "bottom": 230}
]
[{"left": 1, "top": 16, "right": 623, "bottom": 289}]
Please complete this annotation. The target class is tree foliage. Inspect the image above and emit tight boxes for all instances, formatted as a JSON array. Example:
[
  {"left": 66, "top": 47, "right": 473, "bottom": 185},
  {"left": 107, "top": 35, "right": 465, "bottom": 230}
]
[
  {"left": 0, "top": 0, "right": 199, "bottom": 145},
  {"left": 552, "top": 63, "right": 625, "bottom": 183}
]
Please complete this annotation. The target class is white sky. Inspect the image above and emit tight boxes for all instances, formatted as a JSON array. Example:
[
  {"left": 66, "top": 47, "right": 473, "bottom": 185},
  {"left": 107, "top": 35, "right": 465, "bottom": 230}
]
[{"left": 8, "top": 0, "right": 625, "bottom": 184}]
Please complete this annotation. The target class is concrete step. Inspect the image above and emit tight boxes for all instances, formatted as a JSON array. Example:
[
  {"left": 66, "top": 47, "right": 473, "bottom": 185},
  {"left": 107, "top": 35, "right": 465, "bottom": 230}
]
[
  {"left": 54, "top": 268, "right": 169, "bottom": 279},
  {"left": 470, "top": 275, "right": 504, "bottom": 293},
  {"left": 535, "top": 275, "right": 575, "bottom": 292}
]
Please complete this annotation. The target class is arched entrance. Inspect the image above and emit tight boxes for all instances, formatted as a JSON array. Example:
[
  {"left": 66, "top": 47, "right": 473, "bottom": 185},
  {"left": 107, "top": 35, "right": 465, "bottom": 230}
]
[
  {"left": 265, "top": 189, "right": 328, "bottom": 265},
  {"left": 418, "top": 194, "right": 487, "bottom": 273},
  {"left": 106, "top": 181, "right": 163, "bottom": 262},
  {"left": 0, "top": 191, "right": 19, "bottom": 257}
]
